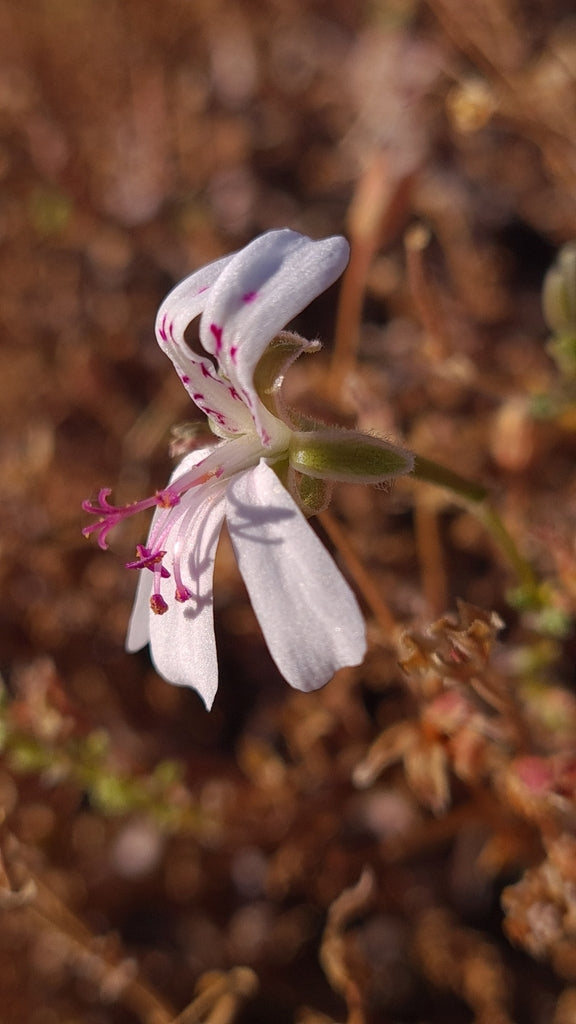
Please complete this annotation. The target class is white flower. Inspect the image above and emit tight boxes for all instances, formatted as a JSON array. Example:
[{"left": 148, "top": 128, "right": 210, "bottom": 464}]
[{"left": 83, "top": 229, "right": 413, "bottom": 709}]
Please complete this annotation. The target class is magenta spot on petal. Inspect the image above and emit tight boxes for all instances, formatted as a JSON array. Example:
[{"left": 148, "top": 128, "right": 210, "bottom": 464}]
[
  {"left": 229, "top": 386, "right": 241, "bottom": 401},
  {"left": 200, "top": 363, "right": 213, "bottom": 379},
  {"left": 210, "top": 323, "right": 223, "bottom": 352},
  {"left": 261, "top": 429, "right": 271, "bottom": 445},
  {"left": 229, "top": 346, "right": 238, "bottom": 362},
  {"left": 197, "top": 285, "right": 210, "bottom": 295},
  {"left": 158, "top": 313, "right": 168, "bottom": 342},
  {"left": 202, "top": 405, "right": 229, "bottom": 427},
  {"left": 181, "top": 374, "right": 190, "bottom": 384},
  {"left": 192, "top": 392, "right": 203, "bottom": 401},
  {"left": 242, "top": 291, "right": 258, "bottom": 303}
]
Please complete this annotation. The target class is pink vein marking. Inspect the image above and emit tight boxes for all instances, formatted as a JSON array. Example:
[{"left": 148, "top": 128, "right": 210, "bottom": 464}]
[
  {"left": 242, "top": 291, "right": 258, "bottom": 303},
  {"left": 158, "top": 312, "right": 168, "bottom": 342},
  {"left": 210, "top": 323, "right": 223, "bottom": 352}
]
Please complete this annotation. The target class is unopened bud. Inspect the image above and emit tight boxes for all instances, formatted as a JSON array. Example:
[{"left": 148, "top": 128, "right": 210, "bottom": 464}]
[{"left": 289, "top": 429, "right": 414, "bottom": 485}]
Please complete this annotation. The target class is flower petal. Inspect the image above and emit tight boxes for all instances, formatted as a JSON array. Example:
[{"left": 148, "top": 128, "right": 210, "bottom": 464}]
[
  {"left": 199, "top": 230, "right": 350, "bottom": 443},
  {"left": 155, "top": 253, "right": 253, "bottom": 437},
  {"left": 146, "top": 491, "right": 226, "bottom": 709},
  {"left": 126, "top": 449, "right": 227, "bottom": 709},
  {"left": 226, "top": 461, "right": 366, "bottom": 691},
  {"left": 125, "top": 553, "right": 154, "bottom": 651}
]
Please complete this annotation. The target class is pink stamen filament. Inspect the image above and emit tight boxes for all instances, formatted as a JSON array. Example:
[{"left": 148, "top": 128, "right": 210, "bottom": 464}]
[
  {"left": 150, "top": 560, "right": 170, "bottom": 614},
  {"left": 82, "top": 487, "right": 180, "bottom": 550},
  {"left": 172, "top": 532, "right": 192, "bottom": 603},
  {"left": 81, "top": 468, "right": 222, "bottom": 551},
  {"left": 83, "top": 435, "right": 263, "bottom": 615},
  {"left": 125, "top": 545, "right": 170, "bottom": 577},
  {"left": 134, "top": 474, "right": 225, "bottom": 613}
]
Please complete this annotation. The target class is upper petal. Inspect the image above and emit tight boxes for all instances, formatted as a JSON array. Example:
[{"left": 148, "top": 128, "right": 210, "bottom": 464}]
[
  {"left": 226, "top": 461, "right": 366, "bottom": 692},
  {"left": 155, "top": 253, "right": 254, "bottom": 437},
  {"left": 199, "top": 230, "right": 350, "bottom": 443}
]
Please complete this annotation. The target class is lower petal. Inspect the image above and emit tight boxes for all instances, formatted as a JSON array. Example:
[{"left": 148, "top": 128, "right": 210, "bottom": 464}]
[
  {"left": 226, "top": 462, "right": 366, "bottom": 691},
  {"left": 146, "top": 492, "right": 226, "bottom": 709},
  {"left": 126, "top": 555, "right": 154, "bottom": 652},
  {"left": 126, "top": 449, "right": 228, "bottom": 710}
]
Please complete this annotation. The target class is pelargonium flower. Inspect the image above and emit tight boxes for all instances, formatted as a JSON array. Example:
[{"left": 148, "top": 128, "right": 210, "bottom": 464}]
[{"left": 83, "top": 230, "right": 413, "bottom": 709}]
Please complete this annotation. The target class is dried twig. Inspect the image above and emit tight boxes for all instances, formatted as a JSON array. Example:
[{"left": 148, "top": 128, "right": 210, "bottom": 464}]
[{"left": 320, "top": 867, "right": 377, "bottom": 1024}]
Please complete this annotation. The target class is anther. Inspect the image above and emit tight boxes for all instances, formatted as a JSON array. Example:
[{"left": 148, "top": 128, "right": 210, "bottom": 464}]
[
  {"left": 150, "top": 594, "right": 169, "bottom": 615},
  {"left": 156, "top": 488, "right": 181, "bottom": 509},
  {"left": 126, "top": 545, "right": 170, "bottom": 577}
]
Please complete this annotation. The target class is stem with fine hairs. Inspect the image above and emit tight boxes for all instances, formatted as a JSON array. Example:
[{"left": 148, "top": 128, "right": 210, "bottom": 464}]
[{"left": 412, "top": 454, "right": 539, "bottom": 601}]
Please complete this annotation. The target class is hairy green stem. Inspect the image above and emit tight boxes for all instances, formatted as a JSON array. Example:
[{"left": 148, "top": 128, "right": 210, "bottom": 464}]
[{"left": 412, "top": 455, "right": 539, "bottom": 601}]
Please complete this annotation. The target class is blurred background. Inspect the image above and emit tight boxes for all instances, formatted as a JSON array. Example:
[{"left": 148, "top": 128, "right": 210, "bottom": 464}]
[{"left": 1, "top": 0, "right": 576, "bottom": 1021}]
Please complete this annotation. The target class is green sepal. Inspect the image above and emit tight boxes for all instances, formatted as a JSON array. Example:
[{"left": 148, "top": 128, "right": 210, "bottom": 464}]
[
  {"left": 289, "top": 429, "right": 414, "bottom": 484},
  {"left": 289, "top": 468, "right": 333, "bottom": 517},
  {"left": 268, "top": 457, "right": 333, "bottom": 516},
  {"left": 253, "top": 331, "right": 321, "bottom": 417},
  {"left": 543, "top": 242, "right": 576, "bottom": 337}
]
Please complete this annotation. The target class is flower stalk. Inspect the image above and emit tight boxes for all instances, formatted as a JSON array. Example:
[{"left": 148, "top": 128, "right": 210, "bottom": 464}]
[{"left": 412, "top": 454, "right": 539, "bottom": 603}]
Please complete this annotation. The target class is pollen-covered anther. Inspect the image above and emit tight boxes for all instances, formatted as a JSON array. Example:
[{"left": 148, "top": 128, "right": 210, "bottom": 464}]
[
  {"left": 155, "top": 488, "right": 181, "bottom": 509},
  {"left": 197, "top": 467, "right": 224, "bottom": 484},
  {"left": 126, "top": 545, "right": 170, "bottom": 577},
  {"left": 175, "top": 585, "right": 192, "bottom": 603},
  {"left": 150, "top": 594, "right": 169, "bottom": 615}
]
